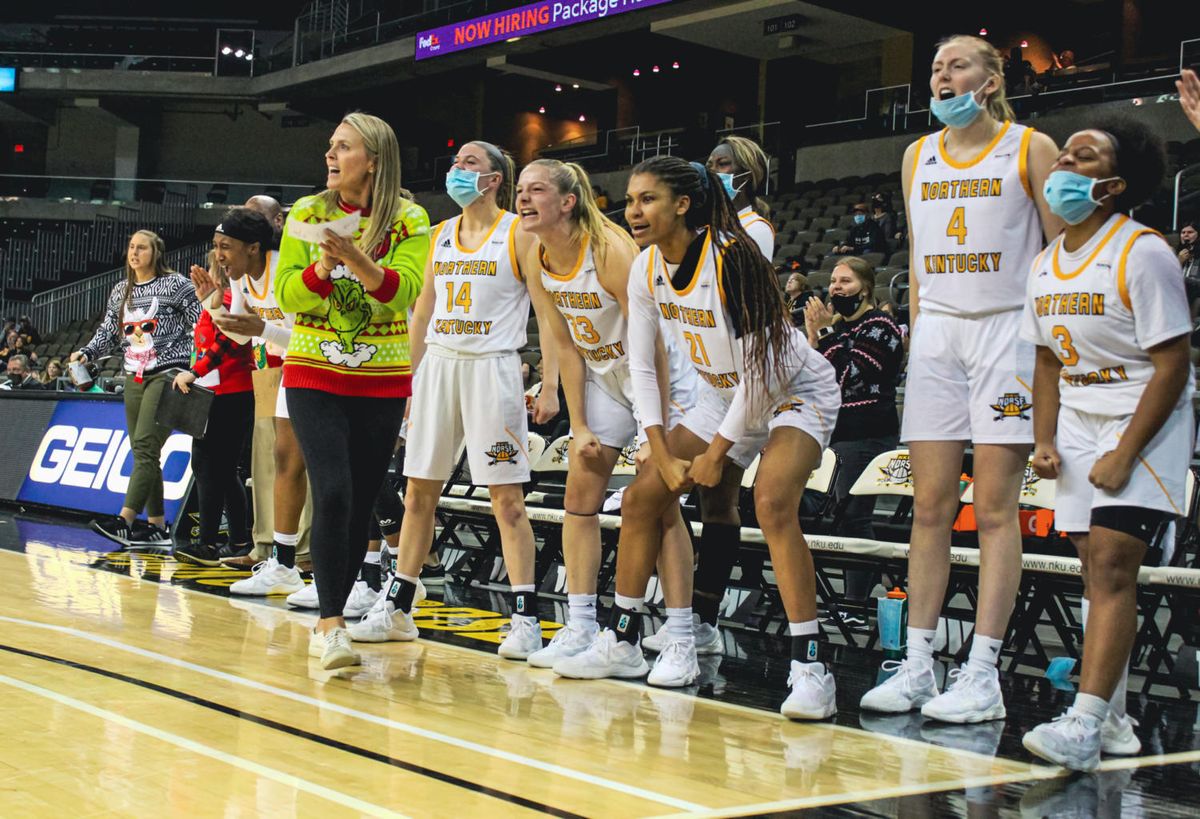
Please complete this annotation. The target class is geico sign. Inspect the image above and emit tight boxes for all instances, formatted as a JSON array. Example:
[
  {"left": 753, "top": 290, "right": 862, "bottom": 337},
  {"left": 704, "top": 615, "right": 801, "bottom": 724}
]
[{"left": 28, "top": 424, "right": 193, "bottom": 500}]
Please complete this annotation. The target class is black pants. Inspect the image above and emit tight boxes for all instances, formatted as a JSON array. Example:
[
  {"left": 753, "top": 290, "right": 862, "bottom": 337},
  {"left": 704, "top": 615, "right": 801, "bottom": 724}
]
[
  {"left": 191, "top": 390, "right": 254, "bottom": 545},
  {"left": 288, "top": 388, "right": 404, "bottom": 619},
  {"left": 831, "top": 435, "right": 898, "bottom": 602}
]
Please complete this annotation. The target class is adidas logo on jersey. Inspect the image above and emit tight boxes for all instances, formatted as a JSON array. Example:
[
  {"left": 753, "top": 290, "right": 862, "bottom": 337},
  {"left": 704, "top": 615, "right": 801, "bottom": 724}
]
[
  {"left": 441, "top": 238, "right": 451, "bottom": 248},
  {"left": 655, "top": 275, "right": 666, "bottom": 285},
  {"left": 924, "top": 156, "right": 937, "bottom": 165},
  {"left": 994, "top": 152, "right": 1012, "bottom": 158}
]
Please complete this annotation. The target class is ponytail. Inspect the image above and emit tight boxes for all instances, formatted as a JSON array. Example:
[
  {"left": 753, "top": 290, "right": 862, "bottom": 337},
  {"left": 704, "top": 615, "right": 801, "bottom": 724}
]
[
  {"left": 528, "top": 158, "right": 637, "bottom": 263},
  {"left": 471, "top": 140, "right": 517, "bottom": 211}
]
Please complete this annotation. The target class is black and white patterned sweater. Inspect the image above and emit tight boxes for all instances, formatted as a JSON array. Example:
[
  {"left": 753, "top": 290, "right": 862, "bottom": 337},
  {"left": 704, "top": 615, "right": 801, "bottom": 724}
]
[{"left": 80, "top": 274, "right": 202, "bottom": 380}]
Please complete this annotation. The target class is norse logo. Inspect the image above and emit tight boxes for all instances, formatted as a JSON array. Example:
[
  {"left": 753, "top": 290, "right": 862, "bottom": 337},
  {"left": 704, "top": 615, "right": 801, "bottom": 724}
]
[
  {"left": 990, "top": 392, "right": 1032, "bottom": 421},
  {"left": 618, "top": 443, "right": 639, "bottom": 468},
  {"left": 806, "top": 639, "right": 819, "bottom": 661},
  {"left": 485, "top": 441, "right": 520, "bottom": 466},
  {"left": 616, "top": 613, "right": 630, "bottom": 632},
  {"left": 772, "top": 399, "right": 805, "bottom": 418},
  {"left": 1021, "top": 461, "right": 1042, "bottom": 497},
  {"left": 551, "top": 439, "right": 569, "bottom": 464},
  {"left": 878, "top": 452, "right": 912, "bottom": 488}
]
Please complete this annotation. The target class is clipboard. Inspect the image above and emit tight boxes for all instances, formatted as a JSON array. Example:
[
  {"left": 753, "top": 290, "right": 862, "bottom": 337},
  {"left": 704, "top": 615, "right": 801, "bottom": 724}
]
[{"left": 156, "top": 369, "right": 215, "bottom": 439}]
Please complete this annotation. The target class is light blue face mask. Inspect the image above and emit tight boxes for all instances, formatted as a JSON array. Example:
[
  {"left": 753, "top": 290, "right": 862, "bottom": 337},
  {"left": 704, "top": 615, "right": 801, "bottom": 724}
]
[
  {"left": 716, "top": 170, "right": 751, "bottom": 200},
  {"left": 929, "top": 80, "right": 990, "bottom": 128},
  {"left": 1043, "top": 170, "right": 1120, "bottom": 225},
  {"left": 445, "top": 166, "right": 498, "bottom": 208},
  {"left": 853, "top": 214, "right": 867, "bottom": 225}
]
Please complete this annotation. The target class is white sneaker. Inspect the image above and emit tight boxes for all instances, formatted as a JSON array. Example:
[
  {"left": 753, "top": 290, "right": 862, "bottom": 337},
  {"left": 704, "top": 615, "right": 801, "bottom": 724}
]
[
  {"left": 921, "top": 666, "right": 1006, "bottom": 723},
  {"left": 1022, "top": 710, "right": 1102, "bottom": 772},
  {"left": 527, "top": 621, "right": 599, "bottom": 668},
  {"left": 552, "top": 629, "right": 649, "bottom": 679},
  {"left": 647, "top": 638, "right": 700, "bottom": 687},
  {"left": 860, "top": 660, "right": 939, "bottom": 713},
  {"left": 1101, "top": 712, "right": 1141, "bottom": 756},
  {"left": 781, "top": 660, "right": 837, "bottom": 720},
  {"left": 229, "top": 558, "right": 305, "bottom": 596},
  {"left": 497, "top": 616, "right": 543, "bottom": 660},
  {"left": 343, "top": 581, "right": 380, "bottom": 619},
  {"left": 317, "top": 627, "right": 360, "bottom": 670},
  {"left": 642, "top": 616, "right": 724, "bottom": 655},
  {"left": 286, "top": 582, "right": 318, "bottom": 609},
  {"left": 347, "top": 603, "right": 418, "bottom": 643}
]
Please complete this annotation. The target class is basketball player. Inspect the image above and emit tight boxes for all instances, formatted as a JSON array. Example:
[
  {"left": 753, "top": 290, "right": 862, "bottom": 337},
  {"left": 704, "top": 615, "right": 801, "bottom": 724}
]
[
  {"left": 349, "top": 141, "right": 560, "bottom": 659},
  {"left": 516, "top": 158, "right": 702, "bottom": 685},
  {"left": 859, "top": 34, "right": 1061, "bottom": 723},
  {"left": 706, "top": 135, "right": 775, "bottom": 260},
  {"left": 1021, "top": 120, "right": 1190, "bottom": 770},
  {"left": 554, "top": 157, "right": 842, "bottom": 720}
]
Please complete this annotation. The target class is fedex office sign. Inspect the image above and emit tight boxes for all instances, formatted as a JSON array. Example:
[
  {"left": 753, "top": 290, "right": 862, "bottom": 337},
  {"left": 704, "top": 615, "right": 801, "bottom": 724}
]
[
  {"left": 415, "top": 0, "right": 673, "bottom": 60},
  {"left": 19, "top": 401, "right": 192, "bottom": 521}
]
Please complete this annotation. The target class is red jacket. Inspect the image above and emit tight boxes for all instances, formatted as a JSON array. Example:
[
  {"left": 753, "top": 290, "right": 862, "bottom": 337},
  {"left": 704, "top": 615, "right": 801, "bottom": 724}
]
[{"left": 192, "top": 290, "right": 254, "bottom": 395}]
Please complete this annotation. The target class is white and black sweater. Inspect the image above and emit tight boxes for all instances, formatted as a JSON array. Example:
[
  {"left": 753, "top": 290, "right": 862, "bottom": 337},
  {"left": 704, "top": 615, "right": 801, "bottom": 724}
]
[{"left": 80, "top": 274, "right": 202, "bottom": 378}]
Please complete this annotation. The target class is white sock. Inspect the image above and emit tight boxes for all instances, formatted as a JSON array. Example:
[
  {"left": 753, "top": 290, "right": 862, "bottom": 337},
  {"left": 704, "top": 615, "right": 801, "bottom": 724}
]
[
  {"left": 666, "top": 607, "right": 694, "bottom": 640},
  {"left": 907, "top": 627, "right": 937, "bottom": 672},
  {"left": 788, "top": 619, "right": 820, "bottom": 636},
  {"left": 966, "top": 634, "right": 1003, "bottom": 676},
  {"left": 568, "top": 593, "right": 597, "bottom": 627},
  {"left": 273, "top": 531, "right": 299, "bottom": 547},
  {"left": 1072, "top": 691, "right": 1109, "bottom": 722},
  {"left": 614, "top": 593, "right": 644, "bottom": 611},
  {"left": 1082, "top": 597, "right": 1129, "bottom": 718},
  {"left": 512, "top": 584, "right": 536, "bottom": 593},
  {"left": 363, "top": 551, "right": 381, "bottom": 565}
]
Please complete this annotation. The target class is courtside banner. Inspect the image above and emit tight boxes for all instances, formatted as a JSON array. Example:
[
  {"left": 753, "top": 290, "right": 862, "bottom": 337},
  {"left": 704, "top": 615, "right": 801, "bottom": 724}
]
[
  {"left": 17, "top": 398, "right": 193, "bottom": 522},
  {"left": 415, "top": 0, "right": 673, "bottom": 60}
]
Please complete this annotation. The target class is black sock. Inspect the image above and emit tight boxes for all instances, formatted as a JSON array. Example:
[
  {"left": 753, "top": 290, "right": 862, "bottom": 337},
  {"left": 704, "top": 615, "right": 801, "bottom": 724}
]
[
  {"left": 362, "top": 561, "right": 382, "bottom": 592},
  {"left": 513, "top": 589, "right": 539, "bottom": 619},
  {"left": 610, "top": 605, "right": 642, "bottom": 646},
  {"left": 791, "top": 632, "right": 826, "bottom": 665},
  {"left": 383, "top": 549, "right": 397, "bottom": 576},
  {"left": 385, "top": 576, "right": 418, "bottom": 613},
  {"left": 273, "top": 541, "right": 296, "bottom": 568},
  {"left": 692, "top": 521, "right": 741, "bottom": 625}
]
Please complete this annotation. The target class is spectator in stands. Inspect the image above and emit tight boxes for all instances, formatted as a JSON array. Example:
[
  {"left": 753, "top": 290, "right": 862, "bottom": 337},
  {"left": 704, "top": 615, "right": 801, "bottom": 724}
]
[
  {"left": 246, "top": 194, "right": 284, "bottom": 248},
  {"left": 592, "top": 185, "right": 609, "bottom": 210},
  {"left": 16, "top": 315, "right": 39, "bottom": 345},
  {"left": 3, "top": 354, "right": 43, "bottom": 390},
  {"left": 72, "top": 229, "right": 202, "bottom": 547},
  {"left": 832, "top": 204, "right": 886, "bottom": 256},
  {"left": 1179, "top": 222, "right": 1200, "bottom": 317},
  {"left": 804, "top": 258, "right": 904, "bottom": 625},
  {"left": 870, "top": 193, "right": 898, "bottom": 247},
  {"left": 39, "top": 358, "right": 63, "bottom": 388},
  {"left": 784, "top": 271, "right": 816, "bottom": 328},
  {"left": 10, "top": 335, "right": 37, "bottom": 367}
]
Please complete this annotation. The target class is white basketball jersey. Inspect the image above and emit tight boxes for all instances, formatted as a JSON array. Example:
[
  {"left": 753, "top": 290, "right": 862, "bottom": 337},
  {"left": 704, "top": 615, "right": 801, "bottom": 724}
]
[
  {"left": 738, "top": 206, "right": 775, "bottom": 261},
  {"left": 232, "top": 250, "right": 292, "bottom": 358},
  {"left": 642, "top": 230, "right": 742, "bottom": 398},
  {"left": 540, "top": 235, "right": 627, "bottom": 378},
  {"left": 908, "top": 122, "right": 1042, "bottom": 316},
  {"left": 427, "top": 211, "right": 528, "bottom": 355},
  {"left": 1023, "top": 214, "right": 1194, "bottom": 415}
]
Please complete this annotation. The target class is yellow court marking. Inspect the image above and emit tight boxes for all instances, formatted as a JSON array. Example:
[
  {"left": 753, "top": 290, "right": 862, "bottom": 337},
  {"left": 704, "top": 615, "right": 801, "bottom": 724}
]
[
  {"left": 0, "top": 544, "right": 1102, "bottom": 816},
  {"left": 0, "top": 671, "right": 404, "bottom": 818}
]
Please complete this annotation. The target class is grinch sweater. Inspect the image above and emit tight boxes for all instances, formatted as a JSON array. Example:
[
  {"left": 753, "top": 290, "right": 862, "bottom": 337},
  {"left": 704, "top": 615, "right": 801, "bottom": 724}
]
[{"left": 276, "top": 195, "right": 430, "bottom": 397}]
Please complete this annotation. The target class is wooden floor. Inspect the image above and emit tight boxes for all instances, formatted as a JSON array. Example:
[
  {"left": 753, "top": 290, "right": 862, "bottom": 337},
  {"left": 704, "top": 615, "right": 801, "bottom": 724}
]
[{"left": 0, "top": 543, "right": 1063, "bottom": 818}]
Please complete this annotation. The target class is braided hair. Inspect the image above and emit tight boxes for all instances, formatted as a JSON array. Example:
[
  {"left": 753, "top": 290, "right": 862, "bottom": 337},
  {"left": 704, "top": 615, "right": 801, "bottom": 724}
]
[{"left": 631, "top": 155, "right": 792, "bottom": 393}]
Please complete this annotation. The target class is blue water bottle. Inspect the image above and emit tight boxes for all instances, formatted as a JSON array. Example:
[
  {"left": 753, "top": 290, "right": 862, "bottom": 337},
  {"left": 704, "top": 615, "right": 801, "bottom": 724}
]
[{"left": 877, "top": 587, "right": 908, "bottom": 660}]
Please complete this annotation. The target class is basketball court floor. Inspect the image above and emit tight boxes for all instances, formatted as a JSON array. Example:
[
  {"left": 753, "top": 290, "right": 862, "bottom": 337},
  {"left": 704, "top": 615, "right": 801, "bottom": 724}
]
[{"left": 1, "top": 510, "right": 1198, "bottom": 817}]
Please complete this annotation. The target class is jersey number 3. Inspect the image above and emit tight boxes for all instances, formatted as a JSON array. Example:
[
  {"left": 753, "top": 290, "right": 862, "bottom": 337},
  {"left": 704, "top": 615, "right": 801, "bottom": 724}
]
[
  {"left": 1051, "top": 325, "right": 1079, "bottom": 366},
  {"left": 445, "top": 281, "right": 472, "bottom": 313},
  {"left": 946, "top": 206, "right": 968, "bottom": 246}
]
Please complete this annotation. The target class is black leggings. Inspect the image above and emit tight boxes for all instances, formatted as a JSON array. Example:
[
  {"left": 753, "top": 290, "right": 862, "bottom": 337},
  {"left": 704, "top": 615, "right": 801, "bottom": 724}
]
[
  {"left": 287, "top": 388, "right": 404, "bottom": 619},
  {"left": 191, "top": 390, "right": 254, "bottom": 545}
]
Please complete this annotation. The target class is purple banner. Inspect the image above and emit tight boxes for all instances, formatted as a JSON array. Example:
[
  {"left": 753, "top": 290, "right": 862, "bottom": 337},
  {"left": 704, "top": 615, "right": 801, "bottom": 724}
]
[{"left": 416, "top": 0, "right": 673, "bottom": 60}]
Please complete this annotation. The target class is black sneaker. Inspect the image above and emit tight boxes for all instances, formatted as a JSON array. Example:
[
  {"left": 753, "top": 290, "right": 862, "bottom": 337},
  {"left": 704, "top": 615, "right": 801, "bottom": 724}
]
[
  {"left": 174, "top": 543, "right": 223, "bottom": 567},
  {"left": 129, "top": 522, "right": 173, "bottom": 548},
  {"left": 91, "top": 517, "right": 132, "bottom": 546},
  {"left": 420, "top": 562, "right": 446, "bottom": 586},
  {"left": 217, "top": 542, "right": 253, "bottom": 561}
]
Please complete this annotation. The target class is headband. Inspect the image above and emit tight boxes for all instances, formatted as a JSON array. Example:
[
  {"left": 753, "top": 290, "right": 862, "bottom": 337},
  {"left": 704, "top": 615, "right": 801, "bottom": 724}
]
[
  {"left": 214, "top": 220, "right": 267, "bottom": 246},
  {"left": 472, "top": 140, "right": 508, "bottom": 174},
  {"left": 1098, "top": 129, "right": 1121, "bottom": 154}
]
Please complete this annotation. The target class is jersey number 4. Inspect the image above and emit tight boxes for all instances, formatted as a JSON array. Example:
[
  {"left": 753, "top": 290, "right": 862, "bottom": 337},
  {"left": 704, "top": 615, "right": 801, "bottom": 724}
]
[
  {"left": 445, "top": 281, "right": 472, "bottom": 312},
  {"left": 946, "top": 206, "right": 968, "bottom": 246}
]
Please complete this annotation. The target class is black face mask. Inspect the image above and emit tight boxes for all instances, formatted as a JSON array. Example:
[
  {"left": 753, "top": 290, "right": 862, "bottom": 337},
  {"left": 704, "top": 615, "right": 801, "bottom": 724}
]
[{"left": 830, "top": 292, "right": 864, "bottom": 317}]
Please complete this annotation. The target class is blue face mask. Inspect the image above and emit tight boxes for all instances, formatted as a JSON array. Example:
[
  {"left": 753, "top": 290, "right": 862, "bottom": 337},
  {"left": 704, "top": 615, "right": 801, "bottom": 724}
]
[
  {"left": 445, "top": 166, "right": 497, "bottom": 208},
  {"left": 716, "top": 170, "right": 751, "bottom": 200},
  {"left": 853, "top": 214, "right": 867, "bottom": 225},
  {"left": 1043, "top": 170, "right": 1121, "bottom": 225},
  {"left": 929, "top": 80, "right": 990, "bottom": 128}
]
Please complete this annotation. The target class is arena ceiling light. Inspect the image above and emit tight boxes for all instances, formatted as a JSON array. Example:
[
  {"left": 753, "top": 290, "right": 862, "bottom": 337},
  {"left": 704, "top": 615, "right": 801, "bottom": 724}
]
[{"left": 484, "top": 56, "right": 609, "bottom": 92}]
